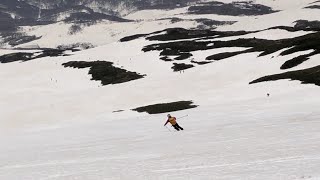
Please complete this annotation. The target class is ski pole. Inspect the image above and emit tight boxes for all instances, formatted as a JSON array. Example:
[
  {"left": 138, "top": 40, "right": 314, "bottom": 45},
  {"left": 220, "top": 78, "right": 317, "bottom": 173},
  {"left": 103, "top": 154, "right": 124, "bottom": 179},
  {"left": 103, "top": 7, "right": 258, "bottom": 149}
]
[
  {"left": 177, "top": 115, "right": 188, "bottom": 120},
  {"left": 164, "top": 125, "right": 172, "bottom": 132}
]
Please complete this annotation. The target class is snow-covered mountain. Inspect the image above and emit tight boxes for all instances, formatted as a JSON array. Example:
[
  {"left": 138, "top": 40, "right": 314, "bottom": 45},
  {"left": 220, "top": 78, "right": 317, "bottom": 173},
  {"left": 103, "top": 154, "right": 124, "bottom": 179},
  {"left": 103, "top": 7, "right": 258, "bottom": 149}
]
[
  {"left": 0, "top": 0, "right": 197, "bottom": 24},
  {"left": 0, "top": 0, "right": 204, "bottom": 48},
  {"left": 1, "top": 0, "right": 320, "bottom": 179},
  {"left": 0, "top": 0, "right": 281, "bottom": 48}
]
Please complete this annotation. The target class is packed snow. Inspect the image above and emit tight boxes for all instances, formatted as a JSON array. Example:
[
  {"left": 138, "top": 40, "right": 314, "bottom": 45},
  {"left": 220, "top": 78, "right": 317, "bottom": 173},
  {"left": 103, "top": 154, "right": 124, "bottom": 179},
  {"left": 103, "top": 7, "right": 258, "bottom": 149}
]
[{"left": 1, "top": 0, "right": 320, "bottom": 180}]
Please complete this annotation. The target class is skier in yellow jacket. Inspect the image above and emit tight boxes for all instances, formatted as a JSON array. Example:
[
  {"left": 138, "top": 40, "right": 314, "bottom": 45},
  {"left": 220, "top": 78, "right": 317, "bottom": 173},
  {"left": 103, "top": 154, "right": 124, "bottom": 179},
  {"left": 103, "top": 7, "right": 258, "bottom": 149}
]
[{"left": 164, "top": 114, "right": 184, "bottom": 131}]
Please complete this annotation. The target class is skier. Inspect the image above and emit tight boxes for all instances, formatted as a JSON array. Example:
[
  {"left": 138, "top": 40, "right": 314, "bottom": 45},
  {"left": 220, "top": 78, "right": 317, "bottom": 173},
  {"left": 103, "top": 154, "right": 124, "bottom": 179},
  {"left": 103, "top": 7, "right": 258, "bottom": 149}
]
[{"left": 164, "top": 114, "right": 184, "bottom": 131}]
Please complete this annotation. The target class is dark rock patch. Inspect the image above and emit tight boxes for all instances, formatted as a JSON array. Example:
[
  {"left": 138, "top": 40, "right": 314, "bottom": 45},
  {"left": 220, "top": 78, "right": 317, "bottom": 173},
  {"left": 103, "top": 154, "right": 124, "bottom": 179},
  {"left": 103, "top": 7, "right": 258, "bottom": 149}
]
[
  {"left": 191, "top": 60, "right": 212, "bottom": 65},
  {"left": 132, "top": 101, "right": 198, "bottom": 114},
  {"left": 195, "top": 18, "right": 236, "bottom": 26},
  {"left": 120, "top": 28, "right": 253, "bottom": 43},
  {"left": 195, "top": 18, "right": 236, "bottom": 29},
  {"left": 157, "top": 17, "right": 184, "bottom": 24},
  {"left": 120, "top": 34, "right": 150, "bottom": 42},
  {"left": 0, "top": 32, "right": 41, "bottom": 47},
  {"left": 310, "top": 0, "right": 320, "bottom": 4},
  {"left": 146, "top": 28, "right": 254, "bottom": 41},
  {"left": 62, "top": 61, "right": 145, "bottom": 85},
  {"left": 64, "top": 11, "right": 131, "bottom": 23},
  {"left": 144, "top": 40, "right": 212, "bottom": 57},
  {"left": 160, "top": 56, "right": 173, "bottom": 62},
  {"left": 0, "top": 52, "right": 34, "bottom": 63},
  {"left": 172, "top": 63, "right": 194, "bottom": 72},
  {"left": 269, "top": 20, "right": 320, "bottom": 32},
  {"left": 250, "top": 65, "right": 320, "bottom": 86},
  {"left": 63, "top": 61, "right": 94, "bottom": 68},
  {"left": 174, "top": 53, "right": 193, "bottom": 60},
  {"left": 268, "top": 26, "right": 300, "bottom": 32},
  {"left": 280, "top": 50, "right": 319, "bottom": 69},
  {"left": 34, "top": 49, "right": 66, "bottom": 58},
  {"left": 119, "top": 30, "right": 163, "bottom": 42},
  {"left": 305, "top": 5, "right": 320, "bottom": 9},
  {"left": 8, "top": 35, "right": 41, "bottom": 47},
  {"left": 158, "top": 18, "right": 236, "bottom": 30},
  {"left": 159, "top": 48, "right": 182, "bottom": 56},
  {"left": 142, "top": 28, "right": 320, "bottom": 69},
  {"left": 188, "top": 1, "right": 277, "bottom": 16},
  {"left": 113, "top": 110, "right": 124, "bottom": 113},
  {"left": 169, "top": 17, "right": 184, "bottom": 23},
  {"left": 134, "top": 0, "right": 198, "bottom": 10},
  {"left": 143, "top": 37, "right": 256, "bottom": 62},
  {"left": 206, "top": 50, "right": 250, "bottom": 61},
  {"left": 208, "top": 32, "right": 320, "bottom": 68},
  {"left": 0, "top": 49, "right": 71, "bottom": 63},
  {"left": 294, "top": 20, "right": 320, "bottom": 30},
  {"left": 57, "top": 43, "right": 94, "bottom": 51}
]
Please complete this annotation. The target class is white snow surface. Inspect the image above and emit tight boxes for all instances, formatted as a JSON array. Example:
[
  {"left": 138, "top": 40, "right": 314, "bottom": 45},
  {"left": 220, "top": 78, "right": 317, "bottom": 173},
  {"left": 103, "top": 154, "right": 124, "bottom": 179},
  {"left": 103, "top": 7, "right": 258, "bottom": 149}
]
[{"left": 1, "top": 1, "right": 320, "bottom": 180}]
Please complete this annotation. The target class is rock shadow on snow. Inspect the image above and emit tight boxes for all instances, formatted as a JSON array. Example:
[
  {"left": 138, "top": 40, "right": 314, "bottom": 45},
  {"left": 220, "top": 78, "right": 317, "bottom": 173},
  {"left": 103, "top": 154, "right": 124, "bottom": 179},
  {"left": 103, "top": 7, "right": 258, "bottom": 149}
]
[
  {"left": 132, "top": 101, "right": 198, "bottom": 114},
  {"left": 142, "top": 28, "right": 320, "bottom": 70},
  {"left": 171, "top": 63, "right": 194, "bottom": 72},
  {"left": 250, "top": 65, "right": 320, "bottom": 86},
  {"left": 0, "top": 49, "right": 69, "bottom": 63},
  {"left": 62, "top": 61, "right": 145, "bottom": 85},
  {"left": 305, "top": 5, "right": 320, "bottom": 9}
]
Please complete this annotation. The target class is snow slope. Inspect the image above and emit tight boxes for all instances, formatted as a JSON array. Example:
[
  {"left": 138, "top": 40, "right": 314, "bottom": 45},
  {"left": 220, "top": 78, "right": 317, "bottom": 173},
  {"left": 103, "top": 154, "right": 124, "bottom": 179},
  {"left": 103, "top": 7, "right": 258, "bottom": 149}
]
[
  {"left": 1, "top": 0, "right": 320, "bottom": 180},
  {"left": 17, "top": 18, "right": 197, "bottom": 48}
]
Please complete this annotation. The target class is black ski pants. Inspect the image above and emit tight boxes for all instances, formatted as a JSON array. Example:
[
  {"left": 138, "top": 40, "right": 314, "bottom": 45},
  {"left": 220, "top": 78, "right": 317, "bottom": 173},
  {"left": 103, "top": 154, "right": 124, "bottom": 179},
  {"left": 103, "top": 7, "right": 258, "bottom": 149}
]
[{"left": 173, "top": 123, "right": 184, "bottom": 131}]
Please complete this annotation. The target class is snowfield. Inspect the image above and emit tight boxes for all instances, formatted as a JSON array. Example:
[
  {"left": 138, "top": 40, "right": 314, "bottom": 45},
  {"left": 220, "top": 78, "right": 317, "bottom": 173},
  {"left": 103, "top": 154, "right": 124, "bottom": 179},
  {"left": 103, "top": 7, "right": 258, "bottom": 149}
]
[
  {"left": 1, "top": 0, "right": 320, "bottom": 179},
  {"left": 17, "top": 16, "right": 197, "bottom": 48}
]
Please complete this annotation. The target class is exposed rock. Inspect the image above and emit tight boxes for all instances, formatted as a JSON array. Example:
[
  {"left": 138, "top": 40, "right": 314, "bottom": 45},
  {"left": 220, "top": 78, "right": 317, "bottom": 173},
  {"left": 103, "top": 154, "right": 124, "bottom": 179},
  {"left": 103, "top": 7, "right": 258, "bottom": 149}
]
[
  {"left": 250, "top": 65, "right": 320, "bottom": 86},
  {"left": 188, "top": 1, "right": 277, "bottom": 16},
  {"left": 132, "top": 101, "right": 198, "bottom": 114},
  {"left": 62, "top": 61, "right": 145, "bottom": 85},
  {"left": 171, "top": 63, "right": 194, "bottom": 72}
]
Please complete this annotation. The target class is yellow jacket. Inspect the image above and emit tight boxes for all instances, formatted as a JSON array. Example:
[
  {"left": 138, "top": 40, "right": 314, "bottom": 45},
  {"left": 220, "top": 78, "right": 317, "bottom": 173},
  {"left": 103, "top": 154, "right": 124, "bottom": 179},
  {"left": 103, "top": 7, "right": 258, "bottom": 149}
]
[{"left": 164, "top": 117, "right": 177, "bottom": 126}]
